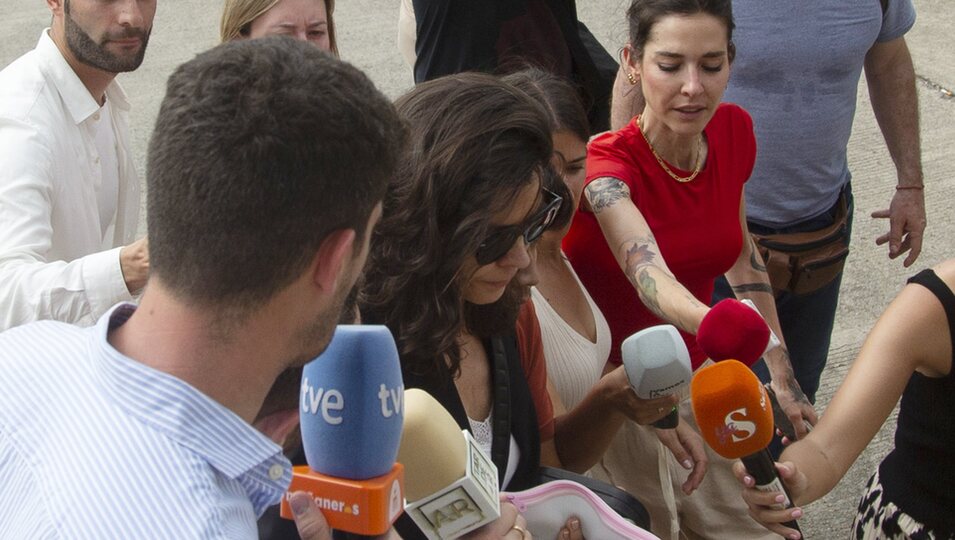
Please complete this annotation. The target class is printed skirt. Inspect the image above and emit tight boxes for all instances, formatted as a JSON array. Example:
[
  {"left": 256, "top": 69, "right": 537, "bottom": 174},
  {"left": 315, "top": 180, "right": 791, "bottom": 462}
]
[{"left": 852, "top": 470, "right": 954, "bottom": 540}]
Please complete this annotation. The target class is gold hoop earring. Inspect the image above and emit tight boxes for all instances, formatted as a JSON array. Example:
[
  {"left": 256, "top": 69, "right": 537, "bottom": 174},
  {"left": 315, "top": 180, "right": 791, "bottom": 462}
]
[{"left": 627, "top": 72, "right": 638, "bottom": 85}]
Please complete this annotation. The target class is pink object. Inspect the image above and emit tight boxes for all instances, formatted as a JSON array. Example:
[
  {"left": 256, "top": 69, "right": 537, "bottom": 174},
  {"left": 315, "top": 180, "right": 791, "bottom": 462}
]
[{"left": 503, "top": 480, "right": 660, "bottom": 540}]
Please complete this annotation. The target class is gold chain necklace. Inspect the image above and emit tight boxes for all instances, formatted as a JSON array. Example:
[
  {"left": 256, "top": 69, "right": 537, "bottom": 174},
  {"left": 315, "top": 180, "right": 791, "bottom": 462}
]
[{"left": 637, "top": 116, "right": 703, "bottom": 183}]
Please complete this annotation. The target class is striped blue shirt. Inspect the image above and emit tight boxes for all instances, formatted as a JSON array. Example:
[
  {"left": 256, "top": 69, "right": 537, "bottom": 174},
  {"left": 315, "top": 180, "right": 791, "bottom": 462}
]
[{"left": 0, "top": 304, "right": 292, "bottom": 539}]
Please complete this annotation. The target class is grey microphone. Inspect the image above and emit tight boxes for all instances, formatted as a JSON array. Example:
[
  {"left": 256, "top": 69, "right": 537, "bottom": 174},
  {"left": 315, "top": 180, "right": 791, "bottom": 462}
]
[{"left": 621, "top": 324, "right": 692, "bottom": 429}]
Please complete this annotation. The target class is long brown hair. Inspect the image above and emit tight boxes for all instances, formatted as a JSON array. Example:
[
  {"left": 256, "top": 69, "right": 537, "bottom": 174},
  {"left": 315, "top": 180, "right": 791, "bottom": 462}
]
[{"left": 361, "top": 73, "right": 553, "bottom": 381}]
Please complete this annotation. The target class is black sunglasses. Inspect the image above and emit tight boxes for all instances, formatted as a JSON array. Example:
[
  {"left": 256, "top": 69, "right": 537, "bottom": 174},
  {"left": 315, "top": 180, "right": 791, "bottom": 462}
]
[{"left": 475, "top": 188, "right": 564, "bottom": 265}]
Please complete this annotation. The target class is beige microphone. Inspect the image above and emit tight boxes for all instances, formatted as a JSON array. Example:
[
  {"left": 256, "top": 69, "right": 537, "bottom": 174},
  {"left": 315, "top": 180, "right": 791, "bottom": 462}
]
[{"left": 397, "top": 389, "right": 501, "bottom": 539}]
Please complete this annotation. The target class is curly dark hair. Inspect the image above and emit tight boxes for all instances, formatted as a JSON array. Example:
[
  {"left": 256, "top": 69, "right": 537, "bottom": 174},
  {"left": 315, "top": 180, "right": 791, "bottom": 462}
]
[{"left": 360, "top": 72, "right": 553, "bottom": 381}]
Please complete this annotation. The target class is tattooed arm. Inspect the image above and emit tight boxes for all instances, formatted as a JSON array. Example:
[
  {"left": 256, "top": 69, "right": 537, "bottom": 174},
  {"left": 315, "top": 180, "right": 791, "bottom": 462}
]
[
  {"left": 586, "top": 177, "right": 710, "bottom": 333},
  {"left": 724, "top": 193, "right": 817, "bottom": 437}
]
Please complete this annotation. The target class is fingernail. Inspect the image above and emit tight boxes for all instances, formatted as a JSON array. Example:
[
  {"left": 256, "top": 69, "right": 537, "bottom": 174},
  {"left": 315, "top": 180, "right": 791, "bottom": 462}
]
[
  {"left": 775, "top": 494, "right": 786, "bottom": 504},
  {"left": 682, "top": 459, "right": 692, "bottom": 469},
  {"left": 570, "top": 518, "right": 580, "bottom": 531},
  {"left": 788, "top": 534, "right": 801, "bottom": 540},
  {"left": 289, "top": 492, "right": 311, "bottom": 517},
  {"left": 744, "top": 475, "right": 754, "bottom": 485},
  {"left": 791, "top": 508, "right": 803, "bottom": 519}
]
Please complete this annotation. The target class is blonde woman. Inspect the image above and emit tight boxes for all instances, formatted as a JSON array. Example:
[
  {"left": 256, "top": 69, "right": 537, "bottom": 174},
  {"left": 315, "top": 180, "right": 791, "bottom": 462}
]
[{"left": 220, "top": 0, "right": 338, "bottom": 55}]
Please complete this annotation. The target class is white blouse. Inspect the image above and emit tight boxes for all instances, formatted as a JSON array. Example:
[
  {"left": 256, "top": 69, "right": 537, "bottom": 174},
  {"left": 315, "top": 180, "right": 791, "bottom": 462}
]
[{"left": 530, "top": 257, "right": 612, "bottom": 409}]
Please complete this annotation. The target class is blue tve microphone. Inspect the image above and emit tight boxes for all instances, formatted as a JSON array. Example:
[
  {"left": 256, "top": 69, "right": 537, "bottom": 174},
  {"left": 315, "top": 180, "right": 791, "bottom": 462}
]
[{"left": 280, "top": 325, "right": 406, "bottom": 536}]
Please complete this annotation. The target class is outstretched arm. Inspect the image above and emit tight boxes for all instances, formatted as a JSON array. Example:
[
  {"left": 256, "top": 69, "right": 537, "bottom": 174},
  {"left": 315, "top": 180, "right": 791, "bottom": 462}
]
[
  {"left": 585, "top": 177, "right": 710, "bottom": 333},
  {"left": 723, "top": 194, "right": 816, "bottom": 438},
  {"left": 736, "top": 260, "right": 955, "bottom": 535}
]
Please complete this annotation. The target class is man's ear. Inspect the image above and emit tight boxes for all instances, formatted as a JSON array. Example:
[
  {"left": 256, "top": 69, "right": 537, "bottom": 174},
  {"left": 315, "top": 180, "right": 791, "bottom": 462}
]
[
  {"left": 47, "top": 0, "right": 64, "bottom": 16},
  {"left": 309, "top": 228, "right": 357, "bottom": 296}
]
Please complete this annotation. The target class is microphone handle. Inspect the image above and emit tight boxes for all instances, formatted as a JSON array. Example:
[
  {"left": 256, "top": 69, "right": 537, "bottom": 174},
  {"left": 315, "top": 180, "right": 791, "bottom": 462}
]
[
  {"left": 741, "top": 450, "right": 801, "bottom": 533},
  {"left": 650, "top": 407, "right": 679, "bottom": 429}
]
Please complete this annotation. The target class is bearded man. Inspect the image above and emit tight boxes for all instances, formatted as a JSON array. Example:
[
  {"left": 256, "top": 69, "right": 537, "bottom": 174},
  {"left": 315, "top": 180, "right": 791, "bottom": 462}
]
[{"left": 0, "top": 0, "right": 153, "bottom": 330}]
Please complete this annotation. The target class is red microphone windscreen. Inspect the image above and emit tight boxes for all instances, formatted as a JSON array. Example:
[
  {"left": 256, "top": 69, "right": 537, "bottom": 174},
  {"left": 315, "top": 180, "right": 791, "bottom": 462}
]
[
  {"left": 697, "top": 299, "right": 770, "bottom": 366},
  {"left": 690, "top": 360, "right": 774, "bottom": 459}
]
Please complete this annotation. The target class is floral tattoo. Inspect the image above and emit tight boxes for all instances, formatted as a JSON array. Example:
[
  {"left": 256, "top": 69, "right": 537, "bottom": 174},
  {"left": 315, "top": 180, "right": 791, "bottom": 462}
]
[{"left": 587, "top": 178, "right": 629, "bottom": 213}]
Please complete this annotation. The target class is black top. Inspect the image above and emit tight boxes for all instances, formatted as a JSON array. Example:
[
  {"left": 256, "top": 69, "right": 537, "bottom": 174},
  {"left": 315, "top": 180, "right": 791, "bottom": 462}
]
[
  {"left": 411, "top": 0, "right": 615, "bottom": 133},
  {"left": 878, "top": 268, "right": 955, "bottom": 533}
]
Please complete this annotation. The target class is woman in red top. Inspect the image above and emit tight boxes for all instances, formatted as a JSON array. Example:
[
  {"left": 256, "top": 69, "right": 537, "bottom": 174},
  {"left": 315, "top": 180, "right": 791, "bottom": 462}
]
[
  {"left": 562, "top": 1, "right": 817, "bottom": 537},
  {"left": 564, "top": 0, "right": 813, "bottom": 431}
]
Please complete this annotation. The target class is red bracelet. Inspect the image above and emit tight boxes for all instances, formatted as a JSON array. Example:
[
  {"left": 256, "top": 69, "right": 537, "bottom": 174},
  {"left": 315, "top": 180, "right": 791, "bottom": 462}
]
[{"left": 896, "top": 185, "right": 924, "bottom": 191}]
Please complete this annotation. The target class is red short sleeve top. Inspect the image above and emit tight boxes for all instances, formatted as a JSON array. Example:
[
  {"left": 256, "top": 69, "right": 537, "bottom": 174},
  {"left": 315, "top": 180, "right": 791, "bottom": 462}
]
[{"left": 563, "top": 103, "right": 757, "bottom": 368}]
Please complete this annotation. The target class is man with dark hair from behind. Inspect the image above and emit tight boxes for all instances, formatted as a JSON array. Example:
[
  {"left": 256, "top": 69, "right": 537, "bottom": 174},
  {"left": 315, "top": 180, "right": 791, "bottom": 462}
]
[{"left": 0, "top": 37, "right": 405, "bottom": 539}]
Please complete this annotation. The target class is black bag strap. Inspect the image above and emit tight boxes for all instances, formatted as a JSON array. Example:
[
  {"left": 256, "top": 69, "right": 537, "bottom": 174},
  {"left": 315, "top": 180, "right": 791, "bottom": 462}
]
[{"left": 490, "top": 336, "right": 512, "bottom": 486}]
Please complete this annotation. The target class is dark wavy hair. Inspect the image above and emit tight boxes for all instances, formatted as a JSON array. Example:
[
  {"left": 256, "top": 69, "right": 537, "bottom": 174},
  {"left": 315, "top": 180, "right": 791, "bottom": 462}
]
[
  {"left": 627, "top": 0, "right": 736, "bottom": 62},
  {"left": 502, "top": 68, "right": 588, "bottom": 231},
  {"left": 360, "top": 72, "right": 553, "bottom": 381}
]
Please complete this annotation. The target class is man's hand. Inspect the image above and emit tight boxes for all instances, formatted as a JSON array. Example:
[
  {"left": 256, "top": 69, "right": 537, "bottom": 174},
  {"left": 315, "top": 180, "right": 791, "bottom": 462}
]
[
  {"left": 768, "top": 373, "right": 816, "bottom": 441},
  {"left": 288, "top": 491, "right": 401, "bottom": 540},
  {"left": 654, "top": 422, "right": 709, "bottom": 495},
  {"left": 119, "top": 237, "right": 149, "bottom": 293},
  {"left": 288, "top": 492, "right": 335, "bottom": 540},
  {"left": 765, "top": 348, "right": 817, "bottom": 440},
  {"left": 600, "top": 365, "right": 680, "bottom": 425},
  {"left": 733, "top": 461, "right": 805, "bottom": 540},
  {"left": 872, "top": 188, "right": 926, "bottom": 267}
]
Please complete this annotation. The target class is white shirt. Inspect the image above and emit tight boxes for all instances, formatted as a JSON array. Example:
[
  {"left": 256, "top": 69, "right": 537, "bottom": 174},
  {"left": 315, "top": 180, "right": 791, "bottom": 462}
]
[
  {"left": 0, "top": 30, "right": 140, "bottom": 331},
  {"left": 90, "top": 99, "right": 120, "bottom": 237},
  {"left": 0, "top": 305, "right": 291, "bottom": 539},
  {"left": 530, "top": 257, "right": 612, "bottom": 409}
]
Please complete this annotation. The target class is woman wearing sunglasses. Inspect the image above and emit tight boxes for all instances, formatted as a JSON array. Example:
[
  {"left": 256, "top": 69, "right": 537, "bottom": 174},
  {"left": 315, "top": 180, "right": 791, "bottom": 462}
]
[
  {"left": 361, "top": 72, "right": 562, "bottom": 495},
  {"left": 361, "top": 73, "right": 674, "bottom": 539}
]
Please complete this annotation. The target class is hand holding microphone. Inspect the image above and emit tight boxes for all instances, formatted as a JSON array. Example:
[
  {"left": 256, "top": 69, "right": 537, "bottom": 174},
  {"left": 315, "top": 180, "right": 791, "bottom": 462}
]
[
  {"left": 620, "top": 324, "right": 692, "bottom": 428},
  {"left": 732, "top": 460, "right": 807, "bottom": 540},
  {"left": 697, "top": 299, "right": 816, "bottom": 440},
  {"left": 690, "top": 360, "right": 802, "bottom": 535},
  {"left": 279, "top": 325, "right": 406, "bottom": 537},
  {"left": 619, "top": 324, "right": 707, "bottom": 491}
]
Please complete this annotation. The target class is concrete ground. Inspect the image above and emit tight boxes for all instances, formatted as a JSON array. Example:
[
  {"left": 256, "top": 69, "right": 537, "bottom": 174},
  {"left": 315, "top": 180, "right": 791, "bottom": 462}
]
[{"left": 2, "top": 1, "right": 952, "bottom": 537}]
